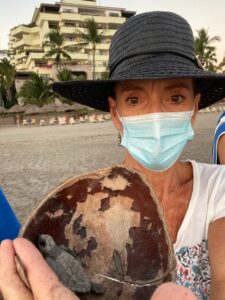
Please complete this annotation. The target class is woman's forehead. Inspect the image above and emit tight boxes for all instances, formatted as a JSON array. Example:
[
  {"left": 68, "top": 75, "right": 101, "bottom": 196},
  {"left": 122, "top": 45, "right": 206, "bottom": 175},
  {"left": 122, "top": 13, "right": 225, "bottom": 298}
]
[{"left": 115, "top": 79, "right": 194, "bottom": 93}]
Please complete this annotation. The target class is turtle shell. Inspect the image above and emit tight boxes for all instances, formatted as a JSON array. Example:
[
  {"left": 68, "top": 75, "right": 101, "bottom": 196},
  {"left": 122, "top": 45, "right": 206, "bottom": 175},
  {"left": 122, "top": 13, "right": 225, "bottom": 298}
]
[{"left": 20, "top": 165, "right": 176, "bottom": 299}]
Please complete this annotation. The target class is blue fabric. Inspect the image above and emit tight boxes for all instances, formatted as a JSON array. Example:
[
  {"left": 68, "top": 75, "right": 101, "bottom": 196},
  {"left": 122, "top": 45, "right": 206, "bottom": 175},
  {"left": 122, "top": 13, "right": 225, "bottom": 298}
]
[
  {"left": 212, "top": 112, "right": 225, "bottom": 164},
  {"left": 0, "top": 188, "right": 20, "bottom": 241}
]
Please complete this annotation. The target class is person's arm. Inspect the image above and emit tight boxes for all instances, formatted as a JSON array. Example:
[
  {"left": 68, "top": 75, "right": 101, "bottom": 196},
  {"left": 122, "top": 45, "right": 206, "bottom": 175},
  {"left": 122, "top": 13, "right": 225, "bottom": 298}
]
[
  {"left": 0, "top": 188, "right": 20, "bottom": 241},
  {"left": 217, "top": 134, "right": 225, "bottom": 164},
  {"left": 208, "top": 217, "right": 225, "bottom": 300},
  {"left": 0, "top": 238, "right": 79, "bottom": 300}
]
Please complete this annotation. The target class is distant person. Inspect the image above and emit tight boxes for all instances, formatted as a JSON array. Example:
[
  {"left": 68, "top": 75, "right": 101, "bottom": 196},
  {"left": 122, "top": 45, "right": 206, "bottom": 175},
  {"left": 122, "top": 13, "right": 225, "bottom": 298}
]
[
  {"left": 0, "top": 187, "right": 20, "bottom": 241},
  {"left": 212, "top": 111, "right": 225, "bottom": 164}
]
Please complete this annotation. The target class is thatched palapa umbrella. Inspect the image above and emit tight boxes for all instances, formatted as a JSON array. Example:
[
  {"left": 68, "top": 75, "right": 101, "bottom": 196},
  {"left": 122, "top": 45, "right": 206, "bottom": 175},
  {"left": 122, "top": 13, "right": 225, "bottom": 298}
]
[
  {"left": 0, "top": 107, "right": 7, "bottom": 114},
  {"left": 56, "top": 103, "right": 73, "bottom": 123},
  {"left": 39, "top": 104, "right": 58, "bottom": 124},
  {"left": 25, "top": 105, "right": 41, "bottom": 125},
  {"left": 56, "top": 103, "right": 73, "bottom": 112},
  {"left": 8, "top": 105, "right": 26, "bottom": 113},
  {"left": 8, "top": 105, "right": 26, "bottom": 126},
  {"left": 25, "top": 105, "right": 40, "bottom": 115},
  {"left": 39, "top": 104, "right": 57, "bottom": 113},
  {"left": 70, "top": 102, "right": 94, "bottom": 119},
  {"left": 71, "top": 103, "right": 92, "bottom": 111}
]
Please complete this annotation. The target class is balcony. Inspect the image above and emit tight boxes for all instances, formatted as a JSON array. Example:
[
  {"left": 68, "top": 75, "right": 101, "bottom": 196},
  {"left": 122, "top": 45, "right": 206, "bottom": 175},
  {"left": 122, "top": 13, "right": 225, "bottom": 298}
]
[
  {"left": 11, "top": 25, "right": 39, "bottom": 37},
  {"left": 14, "top": 39, "right": 25, "bottom": 48},
  {"left": 15, "top": 52, "right": 27, "bottom": 60},
  {"left": 13, "top": 36, "right": 40, "bottom": 49},
  {"left": 26, "top": 51, "right": 45, "bottom": 67},
  {"left": 70, "top": 52, "right": 88, "bottom": 60},
  {"left": 35, "top": 67, "right": 52, "bottom": 75},
  {"left": 95, "top": 66, "right": 108, "bottom": 73},
  {"left": 80, "top": 15, "right": 126, "bottom": 24},
  {"left": 88, "top": 54, "right": 108, "bottom": 61},
  {"left": 97, "top": 44, "right": 110, "bottom": 50},
  {"left": 103, "top": 29, "right": 117, "bottom": 37},
  {"left": 60, "top": 27, "right": 76, "bottom": 35},
  {"left": 84, "top": 43, "right": 110, "bottom": 51},
  {"left": 23, "top": 36, "right": 40, "bottom": 47},
  {"left": 37, "top": 12, "right": 61, "bottom": 24},
  {"left": 61, "top": 12, "right": 81, "bottom": 20},
  {"left": 16, "top": 62, "right": 26, "bottom": 70}
]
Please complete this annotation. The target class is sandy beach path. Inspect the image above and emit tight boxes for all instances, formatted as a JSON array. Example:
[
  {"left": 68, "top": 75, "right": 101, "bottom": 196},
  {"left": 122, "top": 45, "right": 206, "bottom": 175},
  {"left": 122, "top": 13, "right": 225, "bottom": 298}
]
[{"left": 0, "top": 112, "right": 220, "bottom": 222}]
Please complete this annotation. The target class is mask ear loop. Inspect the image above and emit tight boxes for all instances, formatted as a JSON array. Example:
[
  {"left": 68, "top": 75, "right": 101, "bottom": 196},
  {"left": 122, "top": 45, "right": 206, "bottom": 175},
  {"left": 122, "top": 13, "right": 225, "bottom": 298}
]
[
  {"left": 116, "top": 110, "right": 122, "bottom": 121},
  {"left": 116, "top": 110, "right": 124, "bottom": 140}
]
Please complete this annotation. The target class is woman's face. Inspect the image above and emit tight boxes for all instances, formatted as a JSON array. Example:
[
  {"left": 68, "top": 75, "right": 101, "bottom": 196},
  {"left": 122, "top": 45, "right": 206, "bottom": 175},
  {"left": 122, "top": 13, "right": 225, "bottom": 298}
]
[{"left": 108, "top": 78, "right": 201, "bottom": 131}]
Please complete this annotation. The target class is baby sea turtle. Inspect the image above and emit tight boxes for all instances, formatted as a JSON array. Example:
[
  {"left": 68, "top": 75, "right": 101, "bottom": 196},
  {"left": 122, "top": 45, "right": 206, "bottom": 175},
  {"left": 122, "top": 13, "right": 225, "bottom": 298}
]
[{"left": 38, "top": 234, "right": 105, "bottom": 295}]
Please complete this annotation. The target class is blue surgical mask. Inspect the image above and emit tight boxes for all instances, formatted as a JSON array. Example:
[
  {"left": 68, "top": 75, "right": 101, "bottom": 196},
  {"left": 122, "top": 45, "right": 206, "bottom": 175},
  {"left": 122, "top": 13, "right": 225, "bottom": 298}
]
[{"left": 118, "top": 111, "right": 194, "bottom": 172}]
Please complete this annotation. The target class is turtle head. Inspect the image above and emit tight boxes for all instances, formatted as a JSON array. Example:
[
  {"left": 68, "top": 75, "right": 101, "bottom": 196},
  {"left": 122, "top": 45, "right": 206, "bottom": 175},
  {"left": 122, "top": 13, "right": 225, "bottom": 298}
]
[{"left": 38, "top": 234, "right": 56, "bottom": 254}]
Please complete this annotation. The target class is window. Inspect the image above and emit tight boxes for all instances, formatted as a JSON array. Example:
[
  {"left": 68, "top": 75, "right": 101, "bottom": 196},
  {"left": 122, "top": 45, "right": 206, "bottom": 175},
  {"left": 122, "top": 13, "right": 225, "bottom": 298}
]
[
  {"left": 78, "top": 8, "right": 102, "bottom": 16},
  {"left": 64, "top": 22, "right": 76, "bottom": 27},
  {"left": 109, "top": 12, "right": 119, "bottom": 17},
  {"left": 67, "top": 36, "right": 75, "bottom": 41},
  {"left": 99, "top": 50, "right": 108, "bottom": 56},
  {"left": 48, "top": 22, "right": 59, "bottom": 29},
  {"left": 108, "top": 23, "right": 121, "bottom": 30},
  {"left": 63, "top": 9, "right": 74, "bottom": 13}
]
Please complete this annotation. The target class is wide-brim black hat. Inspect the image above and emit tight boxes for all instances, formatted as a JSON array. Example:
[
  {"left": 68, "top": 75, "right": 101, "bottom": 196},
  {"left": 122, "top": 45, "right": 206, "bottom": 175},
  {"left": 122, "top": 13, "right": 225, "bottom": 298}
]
[{"left": 52, "top": 11, "right": 225, "bottom": 112}]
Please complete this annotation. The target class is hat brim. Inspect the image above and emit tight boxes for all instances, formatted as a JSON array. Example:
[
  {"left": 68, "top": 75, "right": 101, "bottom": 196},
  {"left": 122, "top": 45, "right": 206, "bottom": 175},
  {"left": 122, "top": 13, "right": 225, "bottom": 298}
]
[
  {"left": 52, "top": 54, "right": 225, "bottom": 111},
  {"left": 53, "top": 80, "right": 115, "bottom": 112}
]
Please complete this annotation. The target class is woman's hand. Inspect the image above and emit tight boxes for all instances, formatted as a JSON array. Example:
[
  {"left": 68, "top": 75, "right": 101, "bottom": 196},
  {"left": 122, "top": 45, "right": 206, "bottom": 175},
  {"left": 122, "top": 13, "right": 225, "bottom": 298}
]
[
  {"left": 0, "top": 238, "right": 197, "bottom": 300},
  {"left": 151, "top": 283, "right": 198, "bottom": 299},
  {"left": 0, "top": 238, "right": 79, "bottom": 300}
]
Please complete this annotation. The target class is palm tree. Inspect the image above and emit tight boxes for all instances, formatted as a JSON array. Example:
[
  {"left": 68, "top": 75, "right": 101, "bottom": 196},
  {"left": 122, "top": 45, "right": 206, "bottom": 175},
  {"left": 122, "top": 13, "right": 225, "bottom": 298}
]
[
  {"left": 195, "top": 28, "right": 220, "bottom": 71},
  {"left": 215, "top": 55, "right": 225, "bottom": 73},
  {"left": 43, "top": 30, "right": 84, "bottom": 70},
  {"left": 78, "top": 18, "right": 104, "bottom": 79},
  {"left": 18, "top": 73, "right": 54, "bottom": 106},
  {"left": 100, "top": 70, "right": 109, "bottom": 79},
  {"left": 0, "top": 58, "right": 17, "bottom": 108},
  {"left": 56, "top": 68, "right": 74, "bottom": 81}
]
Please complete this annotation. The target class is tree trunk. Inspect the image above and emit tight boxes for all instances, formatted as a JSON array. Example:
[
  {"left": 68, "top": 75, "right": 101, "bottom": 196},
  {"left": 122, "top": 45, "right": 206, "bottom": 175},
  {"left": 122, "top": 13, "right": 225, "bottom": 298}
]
[{"left": 93, "top": 44, "right": 96, "bottom": 80}]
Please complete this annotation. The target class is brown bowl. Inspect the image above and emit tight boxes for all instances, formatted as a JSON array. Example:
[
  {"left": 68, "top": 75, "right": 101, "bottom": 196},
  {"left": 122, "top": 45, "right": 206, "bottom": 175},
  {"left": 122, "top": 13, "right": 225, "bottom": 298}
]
[{"left": 20, "top": 165, "right": 176, "bottom": 299}]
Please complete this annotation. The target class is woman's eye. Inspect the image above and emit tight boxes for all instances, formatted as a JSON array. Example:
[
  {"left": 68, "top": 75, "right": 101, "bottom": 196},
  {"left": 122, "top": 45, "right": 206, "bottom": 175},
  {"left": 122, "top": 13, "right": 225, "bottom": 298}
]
[
  {"left": 170, "top": 95, "right": 185, "bottom": 104},
  {"left": 126, "top": 97, "right": 139, "bottom": 105}
]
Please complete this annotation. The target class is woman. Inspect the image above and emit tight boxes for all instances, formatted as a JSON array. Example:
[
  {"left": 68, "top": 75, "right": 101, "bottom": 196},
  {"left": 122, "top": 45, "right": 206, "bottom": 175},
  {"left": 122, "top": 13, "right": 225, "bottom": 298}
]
[{"left": 1, "top": 11, "right": 225, "bottom": 300}]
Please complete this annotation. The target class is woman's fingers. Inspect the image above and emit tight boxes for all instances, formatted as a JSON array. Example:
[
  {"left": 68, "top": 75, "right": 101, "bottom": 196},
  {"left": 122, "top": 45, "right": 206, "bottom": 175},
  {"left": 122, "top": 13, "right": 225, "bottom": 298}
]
[
  {"left": 0, "top": 239, "right": 33, "bottom": 300},
  {"left": 0, "top": 238, "right": 198, "bottom": 300},
  {"left": 13, "top": 237, "right": 79, "bottom": 300}
]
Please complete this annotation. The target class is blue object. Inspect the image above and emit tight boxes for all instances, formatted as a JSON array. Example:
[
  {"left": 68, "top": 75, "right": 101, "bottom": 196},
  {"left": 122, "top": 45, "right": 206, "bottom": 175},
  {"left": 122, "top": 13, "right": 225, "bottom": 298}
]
[
  {"left": 212, "top": 112, "right": 225, "bottom": 164},
  {"left": 0, "top": 188, "right": 20, "bottom": 241}
]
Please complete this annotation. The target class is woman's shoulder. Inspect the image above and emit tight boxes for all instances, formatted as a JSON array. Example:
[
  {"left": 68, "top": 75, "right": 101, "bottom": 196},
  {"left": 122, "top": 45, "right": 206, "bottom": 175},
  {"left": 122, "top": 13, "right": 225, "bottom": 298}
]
[
  {"left": 191, "top": 160, "right": 225, "bottom": 184},
  {"left": 214, "top": 112, "right": 225, "bottom": 133}
]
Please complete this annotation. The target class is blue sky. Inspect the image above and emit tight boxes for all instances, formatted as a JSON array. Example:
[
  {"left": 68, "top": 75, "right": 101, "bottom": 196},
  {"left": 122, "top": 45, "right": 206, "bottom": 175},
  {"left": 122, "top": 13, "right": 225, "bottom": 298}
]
[{"left": 1, "top": 0, "right": 225, "bottom": 61}]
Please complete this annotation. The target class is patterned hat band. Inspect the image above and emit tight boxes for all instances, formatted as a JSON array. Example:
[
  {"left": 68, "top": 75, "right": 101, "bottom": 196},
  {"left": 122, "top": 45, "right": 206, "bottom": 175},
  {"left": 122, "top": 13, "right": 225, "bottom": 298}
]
[{"left": 109, "top": 52, "right": 203, "bottom": 78}]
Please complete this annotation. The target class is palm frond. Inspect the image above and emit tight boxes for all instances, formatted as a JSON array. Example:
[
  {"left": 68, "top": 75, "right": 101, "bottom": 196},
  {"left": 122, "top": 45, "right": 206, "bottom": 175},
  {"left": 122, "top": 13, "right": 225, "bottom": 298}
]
[{"left": 18, "top": 73, "right": 54, "bottom": 106}]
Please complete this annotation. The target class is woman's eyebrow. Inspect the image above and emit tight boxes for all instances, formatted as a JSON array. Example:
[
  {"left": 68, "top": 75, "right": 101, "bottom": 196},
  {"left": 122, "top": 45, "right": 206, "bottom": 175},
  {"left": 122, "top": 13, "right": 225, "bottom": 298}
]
[
  {"left": 120, "top": 86, "right": 143, "bottom": 93},
  {"left": 164, "top": 82, "right": 191, "bottom": 90}
]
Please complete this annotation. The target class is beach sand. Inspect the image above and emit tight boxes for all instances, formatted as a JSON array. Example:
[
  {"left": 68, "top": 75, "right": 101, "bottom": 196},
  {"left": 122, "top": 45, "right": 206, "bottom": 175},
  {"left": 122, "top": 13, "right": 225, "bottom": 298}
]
[{"left": 0, "top": 112, "right": 220, "bottom": 222}]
